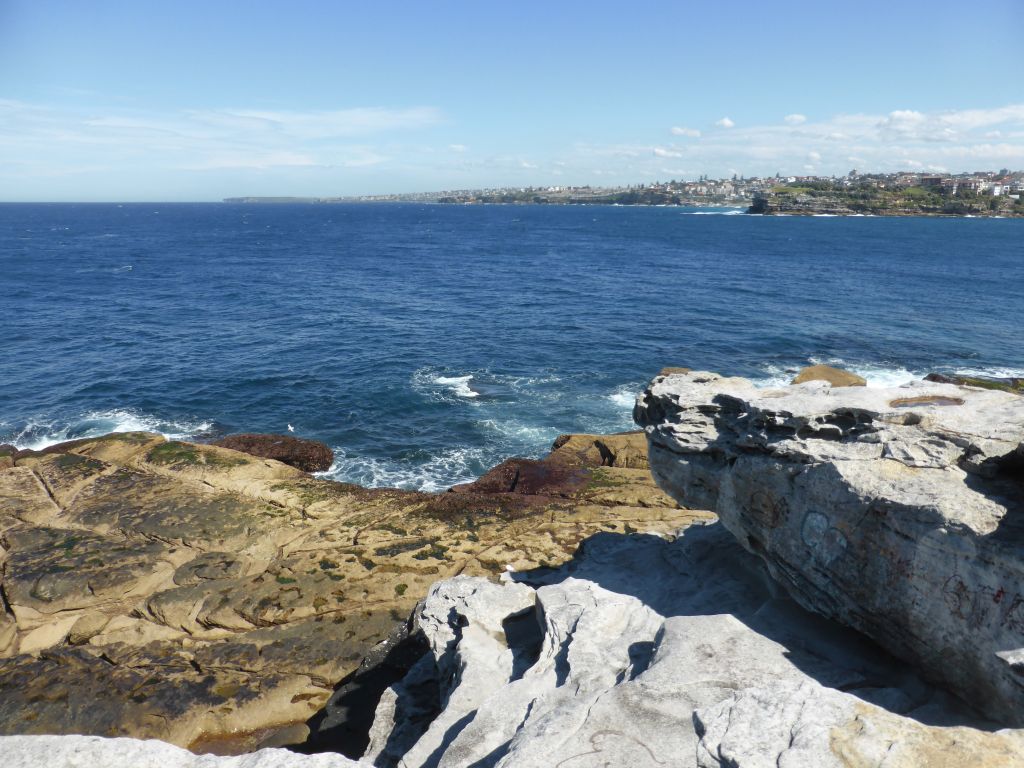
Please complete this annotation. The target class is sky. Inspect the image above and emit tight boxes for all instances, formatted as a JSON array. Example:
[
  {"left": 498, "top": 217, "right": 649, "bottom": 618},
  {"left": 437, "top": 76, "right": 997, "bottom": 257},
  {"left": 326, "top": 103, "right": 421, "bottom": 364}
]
[{"left": 1, "top": 0, "right": 1022, "bottom": 201}]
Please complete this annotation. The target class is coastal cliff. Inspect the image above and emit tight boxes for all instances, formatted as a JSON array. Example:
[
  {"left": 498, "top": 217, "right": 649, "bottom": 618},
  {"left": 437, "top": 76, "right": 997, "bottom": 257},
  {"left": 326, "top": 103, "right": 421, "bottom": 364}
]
[{"left": 749, "top": 186, "right": 1024, "bottom": 216}]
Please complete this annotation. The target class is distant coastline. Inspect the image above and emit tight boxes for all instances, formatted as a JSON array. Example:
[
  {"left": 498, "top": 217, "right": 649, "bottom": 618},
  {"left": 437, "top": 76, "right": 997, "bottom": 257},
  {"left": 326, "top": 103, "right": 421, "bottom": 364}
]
[{"left": 225, "top": 168, "right": 1024, "bottom": 218}]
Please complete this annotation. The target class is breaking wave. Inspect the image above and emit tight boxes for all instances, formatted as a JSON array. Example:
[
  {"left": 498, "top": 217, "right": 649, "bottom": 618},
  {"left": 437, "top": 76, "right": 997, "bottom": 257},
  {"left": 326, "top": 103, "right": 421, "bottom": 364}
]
[{"left": 2, "top": 410, "right": 214, "bottom": 451}]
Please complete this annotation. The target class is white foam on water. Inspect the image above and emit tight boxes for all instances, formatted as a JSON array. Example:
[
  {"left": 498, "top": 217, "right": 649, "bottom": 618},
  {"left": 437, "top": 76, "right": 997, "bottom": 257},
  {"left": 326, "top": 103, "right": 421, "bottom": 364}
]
[
  {"left": 745, "top": 358, "right": 1024, "bottom": 390},
  {"left": 606, "top": 385, "right": 639, "bottom": 410},
  {"left": 411, "top": 368, "right": 483, "bottom": 402},
  {"left": 320, "top": 444, "right": 489, "bottom": 492},
  {"left": 480, "top": 419, "right": 560, "bottom": 444},
  {"left": 953, "top": 366, "right": 1024, "bottom": 379},
  {"left": 681, "top": 209, "right": 746, "bottom": 216},
  {"left": 5, "top": 409, "right": 213, "bottom": 451},
  {"left": 434, "top": 374, "right": 478, "bottom": 398},
  {"left": 750, "top": 360, "right": 921, "bottom": 389}
]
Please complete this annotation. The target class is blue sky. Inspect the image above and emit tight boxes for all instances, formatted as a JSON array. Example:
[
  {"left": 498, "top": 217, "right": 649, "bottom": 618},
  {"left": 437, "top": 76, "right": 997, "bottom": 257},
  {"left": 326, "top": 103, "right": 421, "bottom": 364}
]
[{"left": 1, "top": 0, "right": 1022, "bottom": 201}]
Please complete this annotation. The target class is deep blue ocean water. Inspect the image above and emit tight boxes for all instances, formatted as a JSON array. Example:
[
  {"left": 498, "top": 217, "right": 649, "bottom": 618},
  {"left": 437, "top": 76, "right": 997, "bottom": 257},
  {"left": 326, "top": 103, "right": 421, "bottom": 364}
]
[{"left": 2, "top": 203, "right": 1022, "bottom": 489}]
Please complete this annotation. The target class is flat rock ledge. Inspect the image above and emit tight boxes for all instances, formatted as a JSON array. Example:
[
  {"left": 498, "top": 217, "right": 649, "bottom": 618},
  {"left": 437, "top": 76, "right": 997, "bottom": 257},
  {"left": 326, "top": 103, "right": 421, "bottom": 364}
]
[
  {"left": 0, "top": 429, "right": 703, "bottom": 751},
  {"left": 634, "top": 369, "right": 1024, "bottom": 725}
]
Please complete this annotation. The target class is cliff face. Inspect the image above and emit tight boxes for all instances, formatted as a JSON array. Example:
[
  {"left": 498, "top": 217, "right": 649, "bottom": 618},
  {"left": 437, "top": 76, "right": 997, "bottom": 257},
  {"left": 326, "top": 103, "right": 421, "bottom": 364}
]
[
  {"left": 634, "top": 370, "right": 1024, "bottom": 725},
  {"left": 748, "top": 190, "right": 1024, "bottom": 217},
  {"left": 0, "top": 430, "right": 703, "bottom": 751}
]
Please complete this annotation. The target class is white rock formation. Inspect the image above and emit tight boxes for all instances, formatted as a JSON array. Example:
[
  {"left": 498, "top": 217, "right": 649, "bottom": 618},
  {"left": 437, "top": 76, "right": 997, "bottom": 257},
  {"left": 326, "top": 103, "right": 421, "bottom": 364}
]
[
  {"left": 634, "top": 370, "right": 1024, "bottom": 725},
  {"left": 0, "top": 734, "right": 364, "bottom": 768},
  {"left": 361, "top": 524, "right": 1020, "bottom": 767},
  {"left": 696, "top": 681, "right": 1024, "bottom": 768}
]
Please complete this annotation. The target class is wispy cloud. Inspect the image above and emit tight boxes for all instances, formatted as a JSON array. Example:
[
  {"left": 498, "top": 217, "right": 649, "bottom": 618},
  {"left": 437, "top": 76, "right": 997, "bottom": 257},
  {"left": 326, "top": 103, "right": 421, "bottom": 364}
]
[
  {"left": 2, "top": 98, "right": 1023, "bottom": 199},
  {"left": 634, "top": 104, "right": 1024, "bottom": 177},
  {"left": 0, "top": 100, "right": 444, "bottom": 186}
]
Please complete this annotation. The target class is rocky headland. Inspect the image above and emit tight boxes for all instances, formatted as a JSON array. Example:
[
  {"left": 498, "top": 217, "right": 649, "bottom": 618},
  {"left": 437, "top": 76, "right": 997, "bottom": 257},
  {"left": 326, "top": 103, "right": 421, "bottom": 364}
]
[{"left": 3, "top": 366, "right": 1024, "bottom": 766}]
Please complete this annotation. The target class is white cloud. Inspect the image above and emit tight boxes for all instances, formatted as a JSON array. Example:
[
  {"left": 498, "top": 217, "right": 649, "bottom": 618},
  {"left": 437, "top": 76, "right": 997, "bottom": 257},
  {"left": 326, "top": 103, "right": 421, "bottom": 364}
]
[
  {"left": 784, "top": 114, "right": 807, "bottom": 125},
  {"left": 448, "top": 144, "right": 468, "bottom": 152},
  {"left": 716, "top": 117, "right": 735, "bottom": 129},
  {"left": 519, "top": 160, "right": 538, "bottom": 169},
  {"left": 189, "top": 106, "right": 442, "bottom": 140},
  {"left": 671, "top": 126, "right": 701, "bottom": 137},
  {"left": 185, "top": 151, "right": 320, "bottom": 171},
  {"left": 0, "top": 101, "right": 445, "bottom": 197},
  {"left": 565, "top": 103, "right": 1024, "bottom": 181}
]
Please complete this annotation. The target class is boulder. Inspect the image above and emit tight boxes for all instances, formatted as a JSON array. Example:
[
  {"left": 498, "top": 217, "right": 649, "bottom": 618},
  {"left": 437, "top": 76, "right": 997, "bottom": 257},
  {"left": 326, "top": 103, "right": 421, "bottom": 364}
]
[
  {"left": 791, "top": 363, "right": 866, "bottom": 387},
  {"left": 353, "top": 525, "right": 1020, "bottom": 767},
  {"left": 634, "top": 369, "right": 1024, "bottom": 724},
  {"left": 212, "top": 434, "right": 334, "bottom": 473}
]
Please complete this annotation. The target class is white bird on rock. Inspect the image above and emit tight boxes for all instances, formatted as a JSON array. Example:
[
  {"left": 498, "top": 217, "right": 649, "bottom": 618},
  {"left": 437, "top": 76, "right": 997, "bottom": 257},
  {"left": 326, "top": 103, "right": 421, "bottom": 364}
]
[{"left": 287, "top": 424, "right": 294, "bottom": 433}]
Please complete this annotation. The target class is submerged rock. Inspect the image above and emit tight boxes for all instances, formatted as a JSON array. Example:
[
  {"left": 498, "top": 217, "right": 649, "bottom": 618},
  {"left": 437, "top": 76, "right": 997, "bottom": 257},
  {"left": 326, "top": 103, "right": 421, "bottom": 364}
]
[
  {"left": 634, "top": 369, "right": 1024, "bottom": 725},
  {"left": 0, "top": 428, "right": 704, "bottom": 750},
  {"left": 353, "top": 525, "right": 1021, "bottom": 767},
  {"left": 212, "top": 433, "right": 334, "bottom": 472}
]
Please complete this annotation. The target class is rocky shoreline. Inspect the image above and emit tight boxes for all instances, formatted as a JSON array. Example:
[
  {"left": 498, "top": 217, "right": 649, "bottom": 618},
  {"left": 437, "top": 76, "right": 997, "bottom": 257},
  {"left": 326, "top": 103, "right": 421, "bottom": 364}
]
[
  {"left": 2, "top": 365, "right": 1024, "bottom": 766},
  {"left": 0, "top": 428, "right": 700, "bottom": 754}
]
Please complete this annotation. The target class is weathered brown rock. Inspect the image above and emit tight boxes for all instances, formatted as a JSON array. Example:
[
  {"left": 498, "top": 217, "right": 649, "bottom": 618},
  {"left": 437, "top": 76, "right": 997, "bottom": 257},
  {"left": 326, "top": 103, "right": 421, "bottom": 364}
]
[
  {"left": 212, "top": 433, "right": 334, "bottom": 473},
  {"left": 791, "top": 364, "right": 866, "bottom": 387},
  {"left": 925, "top": 372, "right": 1024, "bottom": 394},
  {"left": 0, "top": 430, "right": 708, "bottom": 751}
]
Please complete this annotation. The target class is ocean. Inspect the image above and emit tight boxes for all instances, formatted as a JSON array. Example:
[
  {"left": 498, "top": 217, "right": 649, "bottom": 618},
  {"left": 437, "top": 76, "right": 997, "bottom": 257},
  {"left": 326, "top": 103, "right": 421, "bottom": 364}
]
[{"left": 2, "top": 202, "right": 1022, "bottom": 490}]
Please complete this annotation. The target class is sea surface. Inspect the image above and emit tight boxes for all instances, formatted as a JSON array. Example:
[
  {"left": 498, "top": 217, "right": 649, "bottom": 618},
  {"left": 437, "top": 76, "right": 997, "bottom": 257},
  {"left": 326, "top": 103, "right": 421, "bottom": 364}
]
[{"left": 2, "top": 203, "right": 1022, "bottom": 490}]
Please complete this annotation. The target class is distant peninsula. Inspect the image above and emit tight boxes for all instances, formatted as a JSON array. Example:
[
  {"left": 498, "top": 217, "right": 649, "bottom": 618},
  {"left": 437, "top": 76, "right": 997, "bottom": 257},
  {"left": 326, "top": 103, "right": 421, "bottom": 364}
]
[{"left": 225, "top": 168, "right": 1024, "bottom": 217}]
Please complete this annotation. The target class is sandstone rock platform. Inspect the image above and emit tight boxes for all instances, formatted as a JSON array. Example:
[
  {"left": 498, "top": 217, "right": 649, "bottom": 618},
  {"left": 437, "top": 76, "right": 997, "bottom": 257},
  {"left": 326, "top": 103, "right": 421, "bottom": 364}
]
[{"left": 0, "top": 430, "right": 706, "bottom": 751}]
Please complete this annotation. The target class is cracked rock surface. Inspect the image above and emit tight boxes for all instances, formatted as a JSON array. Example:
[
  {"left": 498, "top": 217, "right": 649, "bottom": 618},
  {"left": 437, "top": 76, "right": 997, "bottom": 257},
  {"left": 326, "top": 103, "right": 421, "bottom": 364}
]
[
  {"left": 634, "top": 370, "right": 1024, "bottom": 725},
  {"left": 359, "top": 524, "right": 1023, "bottom": 767},
  {"left": 0, "top": 430, "right": 705, "bottom": 751}
]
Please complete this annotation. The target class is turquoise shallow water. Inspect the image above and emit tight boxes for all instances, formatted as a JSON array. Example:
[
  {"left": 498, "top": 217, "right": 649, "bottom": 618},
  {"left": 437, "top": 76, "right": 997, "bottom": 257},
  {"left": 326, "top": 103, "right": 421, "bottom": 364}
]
[{"left": 1, "top": 202, "right": 1022, "bottom": 489}]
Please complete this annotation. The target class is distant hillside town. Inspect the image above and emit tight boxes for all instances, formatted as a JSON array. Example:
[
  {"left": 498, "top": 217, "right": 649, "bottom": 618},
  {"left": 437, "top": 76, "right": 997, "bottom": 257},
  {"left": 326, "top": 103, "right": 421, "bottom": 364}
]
[{"left": 225, "top": 169, "right": 1024, "bottom": 216}]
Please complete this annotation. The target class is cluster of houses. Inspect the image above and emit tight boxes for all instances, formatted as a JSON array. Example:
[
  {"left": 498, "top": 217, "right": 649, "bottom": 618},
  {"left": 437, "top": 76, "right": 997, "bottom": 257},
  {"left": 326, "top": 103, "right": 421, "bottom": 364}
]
[
  {"left": 635, "top": 170, "right": 1024, "bottom": 201},
  {"left": 338, "top": 170, "right": 1023, "bottom": 205}
]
